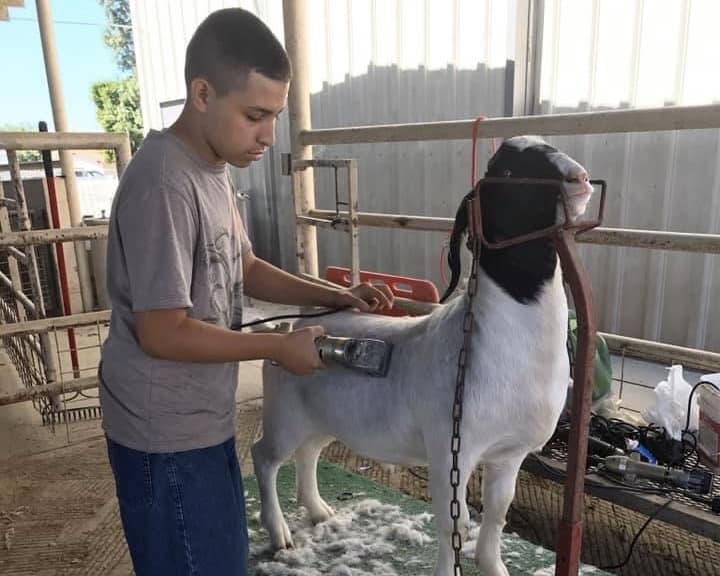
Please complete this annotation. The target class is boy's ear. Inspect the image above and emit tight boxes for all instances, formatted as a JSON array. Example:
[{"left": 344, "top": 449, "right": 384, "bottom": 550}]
[{"left": 190, "top": 78, "right": 212, "bottom": 113}]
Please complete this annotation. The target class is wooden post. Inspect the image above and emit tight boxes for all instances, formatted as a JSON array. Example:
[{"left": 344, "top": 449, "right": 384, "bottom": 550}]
[
  {"left": 283, "top": 0, "right": 318, "bottom": 276},
  {"left": 114, "top": 136, "right": 132, "bottom": 177},
  {"left": 36, "top": 0, "right": 94, "bottom": 312},
  {"left": 347, "top": 160, "right": 360, "bottom": 285}
]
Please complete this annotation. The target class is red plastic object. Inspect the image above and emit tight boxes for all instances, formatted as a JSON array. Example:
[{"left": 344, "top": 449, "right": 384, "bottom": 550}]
[{"left": 325, "top": 266, "right": 439, "bottom": 317}]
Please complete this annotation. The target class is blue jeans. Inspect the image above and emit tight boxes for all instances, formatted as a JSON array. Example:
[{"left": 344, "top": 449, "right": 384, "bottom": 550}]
[{"left": 106, "top": 436, "right": 249, "bottom": 576}]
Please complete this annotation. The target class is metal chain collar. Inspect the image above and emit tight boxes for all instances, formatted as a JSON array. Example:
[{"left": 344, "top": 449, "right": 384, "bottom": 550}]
[{"left": 450, "top": 236, "right": 480, "bottom": 576}]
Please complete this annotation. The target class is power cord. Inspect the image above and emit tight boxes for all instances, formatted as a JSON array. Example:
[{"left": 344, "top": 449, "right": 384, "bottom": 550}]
[
  {"left": 528, "top": 453, "right": 677, "bottom": 571},
  {"left": 597, "top": 498, "right": 673, "bottom": 571},
  {"left": 556, "top": 411, "right": 701, "bottom": 469},
  {"left": 406, "top": 467, "right": 429, "bottom": 483},
  {"left": 235, "top": 305, "right": 351, "bottom": 330}
]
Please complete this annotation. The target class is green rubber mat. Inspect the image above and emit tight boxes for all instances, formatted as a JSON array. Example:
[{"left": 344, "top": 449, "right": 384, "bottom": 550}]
[{"left": 245, "top": 461, "right": 609, "bottom": 575}]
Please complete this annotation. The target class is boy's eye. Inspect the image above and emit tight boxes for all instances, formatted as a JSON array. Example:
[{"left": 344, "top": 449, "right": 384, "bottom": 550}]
[{"left": 245, "top": 113, "right": 263, "bottom": 122}]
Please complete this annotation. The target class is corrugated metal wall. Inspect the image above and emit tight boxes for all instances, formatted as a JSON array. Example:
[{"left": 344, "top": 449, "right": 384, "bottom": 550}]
[
  {"left": 307, "top": 0, "right": 515, "bottom": 294},
  {"left": 129, "top": 0, "right": 720, "bottom": 351},
  {"left": 536, "top": 0, "right": 720, "bottom": 351}
]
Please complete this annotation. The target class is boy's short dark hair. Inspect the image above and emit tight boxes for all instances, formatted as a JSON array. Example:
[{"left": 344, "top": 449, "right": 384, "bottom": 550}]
[{"left": 184, "top": 8, "right": 292, "bottom": 95}]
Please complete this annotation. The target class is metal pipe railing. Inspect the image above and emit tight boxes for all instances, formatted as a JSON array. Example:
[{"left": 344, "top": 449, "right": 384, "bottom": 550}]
[
  {"left": 300, "top": 103, "right": 720, "bottom": 145},
  {"left": 307, "top": 209, "right": 720, "bottom": 253},
  {"left": 7, "top": 246, "right": 28, "bottom": 263},
  {"left": 0, "top": 375, "right": 98, "bottom": 407},
  {"left": 0, "top": 130, "right": 130, "bottom": 414},
  {"left": 0, "top": 310, "right": 110, "bottom": 338},
  {"left": 0, "top": 131, "right": 131, "bottom": 169},
  {"left": 0, "top": 226, "right": 109, "bottom": 246},
  {"left": 0, "top": 271, "right": 36, "bottom": 315},
  {"left": 6, "top": 150, "right": 48, "bottom": 320}
]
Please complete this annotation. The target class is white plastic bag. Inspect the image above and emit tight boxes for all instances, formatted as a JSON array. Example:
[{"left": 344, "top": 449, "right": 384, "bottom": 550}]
[
  {"left": 641, "top": 364, "right": 699, "bottom": 440},
  {"left": 592, "top": 391, "right": 647, "bottom": 427}
]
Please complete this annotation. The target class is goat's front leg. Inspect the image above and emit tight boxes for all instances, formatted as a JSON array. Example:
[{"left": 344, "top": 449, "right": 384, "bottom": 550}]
[
  {"left": 251, "top": 435, "right": 295, "bottom": 549},
  {"left": 295, "top": 436, "right": 335, "bottom": 524},
  {"left": 428, "top": 453, "right": 473, "bottom": 576},
  {"left": 474, "top": 456, "right": 523, "bottom": 576}
]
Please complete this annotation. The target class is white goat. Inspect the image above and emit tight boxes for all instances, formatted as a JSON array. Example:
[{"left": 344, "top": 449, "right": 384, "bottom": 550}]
[{"left": 252, "top": 136, "right": 594, "bottom": 576}]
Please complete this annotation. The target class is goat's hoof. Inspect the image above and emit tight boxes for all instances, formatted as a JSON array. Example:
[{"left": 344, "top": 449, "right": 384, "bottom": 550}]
[
  {"left": 460, "top": 520, "right": 471, "bottom": 541},
  {"left": 308, "top": 498, "right": 335, "bottom": 524},
  {"left": 268, "top": 518, "right": 294, "bottom": 550},
  {"left": 474, "top": 556, "right": 510, "bottom": 576}
]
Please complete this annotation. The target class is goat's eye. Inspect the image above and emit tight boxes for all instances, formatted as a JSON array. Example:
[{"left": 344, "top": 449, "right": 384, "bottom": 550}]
[{"left": 565, "top": 175, "right": 589, "bottom": 183}]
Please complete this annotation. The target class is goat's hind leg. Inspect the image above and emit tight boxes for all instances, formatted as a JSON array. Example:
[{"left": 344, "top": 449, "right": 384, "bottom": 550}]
[
  {"left": 474, "top": 456, "right": 523, "bottom": 576},
  {"left": 296, "top": 436, "right": 335, "bottom": 524}
]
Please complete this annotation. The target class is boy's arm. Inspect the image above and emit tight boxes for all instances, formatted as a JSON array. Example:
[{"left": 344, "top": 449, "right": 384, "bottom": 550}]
[
  {"left": 134, "top": 308, "right": 324, "bottom": 374},
  {"left": 242, "top": 250, "right": 394, "bottom": 311},
  {"left": 133, "top": 252, "right": 392, "bottom": 372}
]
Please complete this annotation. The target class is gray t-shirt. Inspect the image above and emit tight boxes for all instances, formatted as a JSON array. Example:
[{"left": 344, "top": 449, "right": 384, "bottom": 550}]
[{"left": 99, "top": 129, "right": 252, "bottom": 453}]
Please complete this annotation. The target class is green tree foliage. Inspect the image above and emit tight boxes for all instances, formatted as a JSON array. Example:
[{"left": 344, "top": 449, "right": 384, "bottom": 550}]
[
  {"left": 92, "top": 0, "right": 143, "bottom": 160},
  {"left": 91, "top": 77, "right": 143, "bottom": 160},
  {"left": 0, "top": 124, "right": 42, "bottom": 163},
  {"left": 97, "top": 0, "right": 136, "bottom": 72}
]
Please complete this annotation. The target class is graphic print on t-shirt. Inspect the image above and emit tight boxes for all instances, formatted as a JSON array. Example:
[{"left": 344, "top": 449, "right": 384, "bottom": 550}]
[{"left": 206, "top": 229, "right": 242, "bottom": 328}]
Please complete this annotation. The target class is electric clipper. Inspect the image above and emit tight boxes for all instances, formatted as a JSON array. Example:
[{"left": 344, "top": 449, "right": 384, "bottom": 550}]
[{"left": 315, "top": 336, "right": 393, "bottom": 378}]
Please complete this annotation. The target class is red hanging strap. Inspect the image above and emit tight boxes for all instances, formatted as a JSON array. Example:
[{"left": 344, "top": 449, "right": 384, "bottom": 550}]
[
  {"left": 470, "top": 115, "right": 497, "bottom": 187},
  {"left": 441, "top": 115, "right": 497, "bottom": 285}
]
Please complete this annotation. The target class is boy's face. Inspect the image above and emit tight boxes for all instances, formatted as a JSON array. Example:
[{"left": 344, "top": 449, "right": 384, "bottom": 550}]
[{"left": 197, "top": 70, "right": 289, "bottom": 167}]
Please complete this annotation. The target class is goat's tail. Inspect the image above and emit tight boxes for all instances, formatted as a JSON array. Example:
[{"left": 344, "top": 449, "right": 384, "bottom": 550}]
[{"left": 439, "top": 189, "right": 475, "bottom": 303}]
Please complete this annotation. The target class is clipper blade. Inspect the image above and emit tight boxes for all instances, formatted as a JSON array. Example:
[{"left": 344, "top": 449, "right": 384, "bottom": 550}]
[{"left": 316, "top": 336, "right": 393, "bottom": 378}]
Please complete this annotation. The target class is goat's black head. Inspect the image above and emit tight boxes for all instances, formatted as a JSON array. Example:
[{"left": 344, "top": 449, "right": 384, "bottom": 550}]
[
  {"left": 479, "top": 136, "right": 593, "bottom": 245},
  {"left": 440, "top": 136, "right": 593, "bottom": 304}
]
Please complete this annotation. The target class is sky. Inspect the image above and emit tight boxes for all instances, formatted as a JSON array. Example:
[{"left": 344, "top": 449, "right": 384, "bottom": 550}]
[{"left": 0, "top": 0, "right": 123, "bottom": 132}]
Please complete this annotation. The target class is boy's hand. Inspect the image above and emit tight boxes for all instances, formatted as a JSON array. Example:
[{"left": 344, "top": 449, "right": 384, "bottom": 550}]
[
  {"left": 335, "top": 283, "right": 394, "bottom": 312},
  {"left": 275, "top": 326, "right": 325, "bottom": 375}
]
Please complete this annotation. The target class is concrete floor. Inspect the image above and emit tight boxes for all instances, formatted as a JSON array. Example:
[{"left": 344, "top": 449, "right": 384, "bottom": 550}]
[{"left": 0, "top": 360, "right": 265, "bottom": 576}]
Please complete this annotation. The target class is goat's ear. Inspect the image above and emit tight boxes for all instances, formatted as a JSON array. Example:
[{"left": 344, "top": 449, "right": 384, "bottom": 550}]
[{"left": 439, "top": 189, "right": 474, "bottom": 303}]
